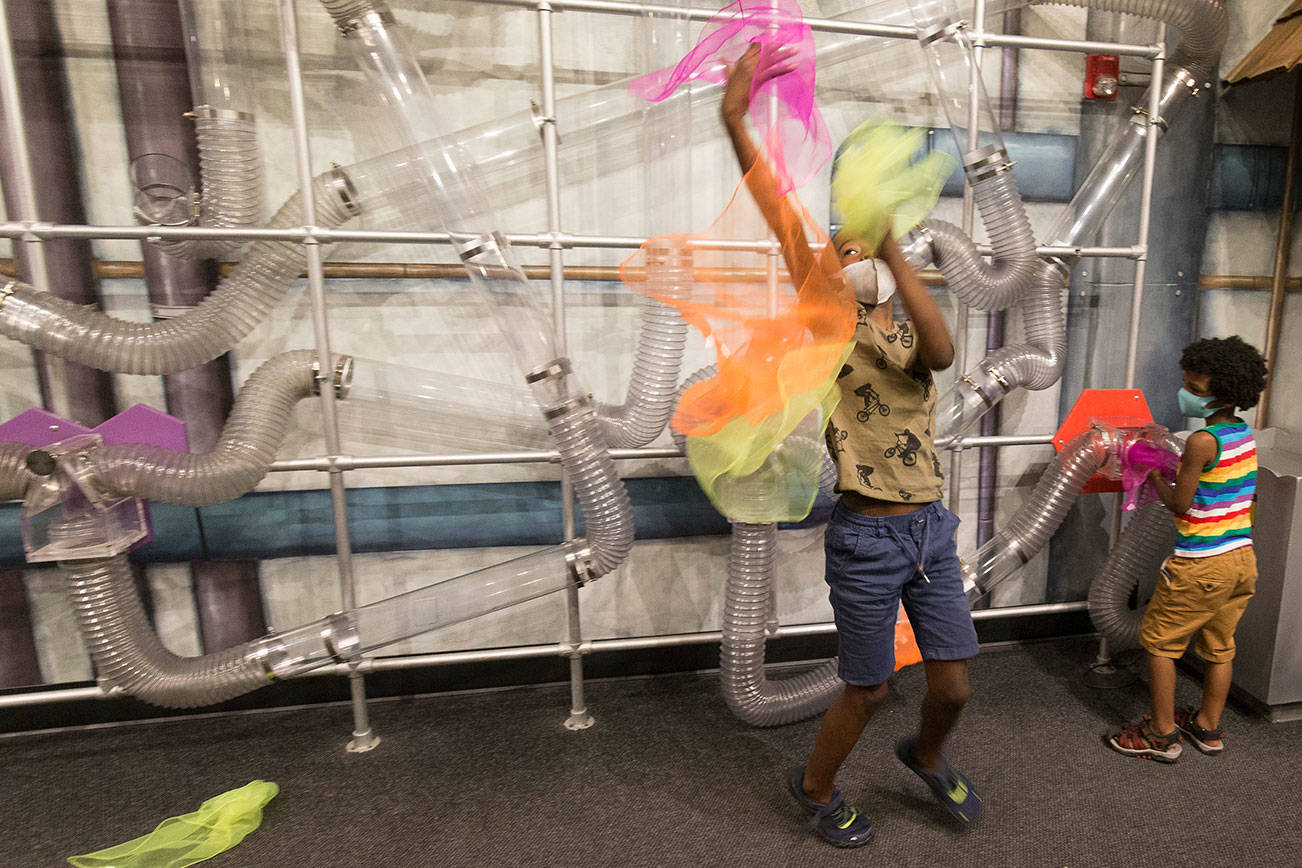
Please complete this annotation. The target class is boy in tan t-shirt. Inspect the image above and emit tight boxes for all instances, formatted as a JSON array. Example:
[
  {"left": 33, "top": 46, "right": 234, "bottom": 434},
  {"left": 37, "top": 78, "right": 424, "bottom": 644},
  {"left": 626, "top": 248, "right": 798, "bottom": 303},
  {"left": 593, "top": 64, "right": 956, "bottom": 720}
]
[{"left": 722, "top": 45, "right": 982, "bottom": 848}]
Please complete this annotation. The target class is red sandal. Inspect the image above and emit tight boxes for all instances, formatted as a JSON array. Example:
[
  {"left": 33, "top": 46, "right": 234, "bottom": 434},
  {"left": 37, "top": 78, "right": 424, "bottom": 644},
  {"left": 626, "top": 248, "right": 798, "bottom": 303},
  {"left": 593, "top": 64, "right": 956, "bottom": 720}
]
[{"left": 1108, "top": 716, "right": 1183, "bottom": 763}]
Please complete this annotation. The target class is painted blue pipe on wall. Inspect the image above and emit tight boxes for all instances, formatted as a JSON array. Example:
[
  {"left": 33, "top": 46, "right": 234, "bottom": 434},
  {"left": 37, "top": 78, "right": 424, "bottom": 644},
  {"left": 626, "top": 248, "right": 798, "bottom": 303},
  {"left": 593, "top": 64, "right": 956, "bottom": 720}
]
[
  {"left": 926, "top": 129, "right": 1293, "bottom": 210},
  {"left": 0, "top": 477, "right": 736, "bottom": 567}
]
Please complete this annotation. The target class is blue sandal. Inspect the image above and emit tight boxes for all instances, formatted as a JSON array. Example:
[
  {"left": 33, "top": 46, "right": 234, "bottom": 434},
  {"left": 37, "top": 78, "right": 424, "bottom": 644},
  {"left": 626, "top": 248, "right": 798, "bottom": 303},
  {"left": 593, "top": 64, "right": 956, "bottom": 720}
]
[
  {"left": 786, "top": 765, "right": 875, "bottom": 848},
  {"left": 895, "top": 736, "right": 983, "bottom": 825}
]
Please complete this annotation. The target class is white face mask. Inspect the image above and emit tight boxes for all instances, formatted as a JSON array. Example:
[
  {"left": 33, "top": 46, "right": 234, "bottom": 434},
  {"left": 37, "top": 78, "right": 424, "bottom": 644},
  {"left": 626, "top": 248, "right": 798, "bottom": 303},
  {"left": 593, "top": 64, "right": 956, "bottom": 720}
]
[{"left": 843, "top": 259, "right": 895, "bottom": 307}]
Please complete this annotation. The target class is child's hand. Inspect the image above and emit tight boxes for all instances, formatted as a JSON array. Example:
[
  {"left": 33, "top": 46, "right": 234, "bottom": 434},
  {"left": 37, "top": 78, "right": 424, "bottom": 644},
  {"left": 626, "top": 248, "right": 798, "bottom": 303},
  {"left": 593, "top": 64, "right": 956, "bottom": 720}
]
[
  {"left": 722, "top": 42, "right": 799, "bottom": 123},
  {"left": 722, "top": 44, "right": 761, "bottom": 122}
]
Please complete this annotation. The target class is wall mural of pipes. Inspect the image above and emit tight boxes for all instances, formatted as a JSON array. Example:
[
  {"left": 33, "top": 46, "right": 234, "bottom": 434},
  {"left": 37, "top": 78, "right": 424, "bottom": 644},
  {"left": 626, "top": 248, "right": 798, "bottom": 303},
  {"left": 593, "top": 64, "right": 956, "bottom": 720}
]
[{"left": 0, "top": 0, "right": 1223, "bottom": 724}]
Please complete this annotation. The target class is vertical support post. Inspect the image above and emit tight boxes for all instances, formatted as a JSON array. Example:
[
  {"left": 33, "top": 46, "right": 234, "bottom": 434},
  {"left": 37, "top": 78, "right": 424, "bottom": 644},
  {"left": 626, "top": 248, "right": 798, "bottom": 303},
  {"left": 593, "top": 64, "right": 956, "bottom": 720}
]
[
  {"left": 1257, "top": 69, "right": 1302, "bottom": 429},
  {"left": 0, "top": 2, "right": 48, "bottom": 308},
  {"left": 1123, "top": 37, "right": 1164, "bottom": 389},
  {"left": 537, "top": 0, "right": 593, "bottom": 731},
  {"left": 948, "top": 0, "right": 986, "bottom": 515},
  {"left": 1088, "top": 32, "right": 1164, "bottom": 689},
  {"left": 279, "top": 0, "right": 377, "bottom": 753}
]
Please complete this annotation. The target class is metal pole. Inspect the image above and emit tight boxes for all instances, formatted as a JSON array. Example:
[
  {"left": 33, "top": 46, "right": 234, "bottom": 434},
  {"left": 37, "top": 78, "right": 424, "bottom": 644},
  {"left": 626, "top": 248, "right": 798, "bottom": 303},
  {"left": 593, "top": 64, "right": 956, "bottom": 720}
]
[
  {"left": 0, "top": 0, "right": 60, "bottom": 414},
  {"left": 0, "top": 600, "right": 1091, "bottom": 712},
  {"left": 948, "top": 0, "right": 986, "bottom": 516},
  {"left": 1123, "top": 38, "right": 1164, "bottom": 388},
  {"left": 279, "top": 0, "right": 377, "bottom": 753},
  {"left": 1090, "top": 29, "right": 1165, "bottom": 689},
  {"left": 536, "top": 0, "right": 594, "bottom": 731},
  {"left": 0, "top": 3, "right": 48, "bottom": 299},
  {"left": 1257, "top": 70, "right": 1302, "bottom": 428}
]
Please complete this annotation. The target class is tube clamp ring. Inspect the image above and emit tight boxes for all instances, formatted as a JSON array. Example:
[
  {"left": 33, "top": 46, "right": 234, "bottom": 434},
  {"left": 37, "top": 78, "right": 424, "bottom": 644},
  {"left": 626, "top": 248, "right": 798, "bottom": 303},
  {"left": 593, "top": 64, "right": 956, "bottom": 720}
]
[
  {"left": 526, "top": 356, "right": 573, "bottom": 384},
  {"left": 0, "top": 280, "right": 17, "bottom": 310},
  {"left": 543, "top": 394, "right": 591, "bottom": 420},
  {"left": 249, "top": 644, "right": 279, "bottom": 681},
  {"left": 457, "top": 230, "right": 509, "bottom": 261},
  {"left": 188, "top": 105, "right": 256, "bottom": 123},
  {"left": 1129, "top": 105, "right": 1168, "bottom": 132},
  {"left": 985, "top": 366, "right": 1010, "bottom": 391},
  {"left": 962, "top": 375, "right": 995, "bottom": 408},
  {"left": 565, "top": 540, "right": 596, "bottom": 586},
  {"left": 326, "top": 165, "right": 362, "bottom": 217},
  {"left": 964, "top": 145, "right": 1016, "bottom": 182},
  {"left": 322, "top": 612, "right": 361, "bottom": 665},
  {"left": 311, "top": 357, "right": 353, "bottom": 399},
  {"left": 334, "top": 7, "right": 397, "bottom": 35},
  {"left": 919, "top": 18, "right": 967, "bottom": 46}
]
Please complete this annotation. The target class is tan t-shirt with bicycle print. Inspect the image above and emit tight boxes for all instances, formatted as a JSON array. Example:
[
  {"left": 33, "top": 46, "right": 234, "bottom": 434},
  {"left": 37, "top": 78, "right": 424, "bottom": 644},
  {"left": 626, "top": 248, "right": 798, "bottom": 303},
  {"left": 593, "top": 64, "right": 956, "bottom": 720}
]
[{"left": 824, "top": 310, "right": 944, "bottom": 503}]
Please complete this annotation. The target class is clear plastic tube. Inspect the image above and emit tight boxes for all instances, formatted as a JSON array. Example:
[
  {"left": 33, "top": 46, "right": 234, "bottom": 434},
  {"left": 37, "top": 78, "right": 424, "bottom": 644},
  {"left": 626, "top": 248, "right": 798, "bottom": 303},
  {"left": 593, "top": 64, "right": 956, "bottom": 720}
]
[
  {"left": 907, "top": 0, "right": 1008, "bottom": 161},
  {"left": 924, "top": 171, "right": 1039, "bottom": 310},
  {"left": 330, "top": 355, "right": 551, "bottom": 454},
  {"left": 177, "top": 0, "right": 256, "bottom": 115},
  {"left": 1047, "top": 70, "right": 1199, "bottom": 247},
  {"left": 351, "top": 545, "right": 572, "bottom": 655},
  {"left": 902, "top": 0, "right": 1039, "bottom": 320},
  {"left": 340, "top": 144, "right": 562, "bottom": 394},
  {"left": 321, "top": 2, "right": 633, "bottom": 579},
  {"left": 719, "top": 522, "right": 841, "bottom": 726},
  {"left": 0, "top": 175, "right": 355, "bottom": 374},
  {"left": 129, "top": 153, "right": 195, "bottom": 227}
]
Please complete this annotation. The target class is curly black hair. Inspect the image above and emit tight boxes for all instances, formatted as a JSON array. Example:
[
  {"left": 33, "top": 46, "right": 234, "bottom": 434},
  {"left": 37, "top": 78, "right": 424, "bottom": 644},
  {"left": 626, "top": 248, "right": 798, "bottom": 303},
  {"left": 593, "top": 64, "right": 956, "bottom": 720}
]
[{"left": 1180, "top": 335, "right": 1268, "bottom": 410}]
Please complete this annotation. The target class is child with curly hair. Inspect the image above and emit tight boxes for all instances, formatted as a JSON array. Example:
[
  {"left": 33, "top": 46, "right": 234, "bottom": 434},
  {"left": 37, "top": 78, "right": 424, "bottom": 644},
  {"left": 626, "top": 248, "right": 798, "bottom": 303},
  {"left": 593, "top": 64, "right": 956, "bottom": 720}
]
[{"left": 1109, "top": 335, "right": 1268, "bottom": 762}]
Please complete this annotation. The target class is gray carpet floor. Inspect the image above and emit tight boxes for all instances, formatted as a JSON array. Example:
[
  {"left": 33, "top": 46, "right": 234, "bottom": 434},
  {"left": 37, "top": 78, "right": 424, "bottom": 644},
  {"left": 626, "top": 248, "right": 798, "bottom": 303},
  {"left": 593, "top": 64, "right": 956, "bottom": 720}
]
[{"left": 3, "top": 637, "right": 1301, "bottom": 867}]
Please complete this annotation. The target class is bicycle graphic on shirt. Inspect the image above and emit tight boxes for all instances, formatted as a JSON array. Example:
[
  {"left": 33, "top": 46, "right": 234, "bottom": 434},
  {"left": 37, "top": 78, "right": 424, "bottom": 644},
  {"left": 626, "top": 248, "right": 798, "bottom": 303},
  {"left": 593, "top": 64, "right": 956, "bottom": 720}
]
[
  {"left": 854, "top": 382, "right": 891, "bottom": 421},
  {"left": 884, "top": 429, "right": 921, "bottom": 467}
]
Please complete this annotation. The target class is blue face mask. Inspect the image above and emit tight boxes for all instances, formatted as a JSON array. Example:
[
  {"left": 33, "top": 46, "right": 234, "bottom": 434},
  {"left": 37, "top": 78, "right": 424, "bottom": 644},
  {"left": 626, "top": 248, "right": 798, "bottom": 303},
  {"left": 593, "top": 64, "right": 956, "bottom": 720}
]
[{"left": 1178, "top": 386, "right": 1220, "bottom": 418}]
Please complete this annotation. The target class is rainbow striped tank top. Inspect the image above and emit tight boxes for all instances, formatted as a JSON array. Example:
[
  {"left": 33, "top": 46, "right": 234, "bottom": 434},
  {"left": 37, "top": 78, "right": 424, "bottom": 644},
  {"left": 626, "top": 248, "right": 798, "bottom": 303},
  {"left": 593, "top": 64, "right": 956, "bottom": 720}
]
[{"left": 1174, "top": 420, "right": 1256, "bottom": 558}]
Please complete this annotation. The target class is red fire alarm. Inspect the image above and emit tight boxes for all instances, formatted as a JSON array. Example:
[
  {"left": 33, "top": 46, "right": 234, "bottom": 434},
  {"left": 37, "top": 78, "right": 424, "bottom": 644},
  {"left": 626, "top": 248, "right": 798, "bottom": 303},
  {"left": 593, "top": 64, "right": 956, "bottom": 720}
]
[{"left": 1084, "top": 54, "right": 1120, "bottom": 99}]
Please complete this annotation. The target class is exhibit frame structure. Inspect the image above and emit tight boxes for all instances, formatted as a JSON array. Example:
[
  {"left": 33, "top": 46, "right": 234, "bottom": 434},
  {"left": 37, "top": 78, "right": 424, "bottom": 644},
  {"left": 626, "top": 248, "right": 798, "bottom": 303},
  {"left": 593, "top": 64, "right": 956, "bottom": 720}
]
[{"left": 0, "top": 0, "right": 1164, "bottom": 749}]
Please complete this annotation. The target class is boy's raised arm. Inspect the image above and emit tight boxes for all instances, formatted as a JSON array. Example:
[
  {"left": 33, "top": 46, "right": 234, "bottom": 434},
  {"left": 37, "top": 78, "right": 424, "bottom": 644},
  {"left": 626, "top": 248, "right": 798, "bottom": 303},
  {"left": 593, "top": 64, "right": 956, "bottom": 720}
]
[
  {"left": 721, "top": 44, "right": 817, "bottom": 291},
  {"left": 879, "top": 234, "right": 954, "bottom": 371}
]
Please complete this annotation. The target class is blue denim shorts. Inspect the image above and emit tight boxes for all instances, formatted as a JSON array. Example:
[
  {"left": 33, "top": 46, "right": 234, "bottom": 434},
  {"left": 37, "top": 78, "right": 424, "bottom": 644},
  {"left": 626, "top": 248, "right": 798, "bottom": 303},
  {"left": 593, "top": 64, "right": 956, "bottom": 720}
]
[{"left": 824, "top": 499, "right": 979, "bottom": 686}]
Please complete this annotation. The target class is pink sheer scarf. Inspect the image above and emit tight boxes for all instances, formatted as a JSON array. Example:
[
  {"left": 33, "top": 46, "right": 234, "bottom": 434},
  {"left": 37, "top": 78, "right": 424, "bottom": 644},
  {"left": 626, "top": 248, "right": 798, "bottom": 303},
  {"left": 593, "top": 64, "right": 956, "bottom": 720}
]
[{"left": 629, "top": 0, "right": 829, "bottom": 191}]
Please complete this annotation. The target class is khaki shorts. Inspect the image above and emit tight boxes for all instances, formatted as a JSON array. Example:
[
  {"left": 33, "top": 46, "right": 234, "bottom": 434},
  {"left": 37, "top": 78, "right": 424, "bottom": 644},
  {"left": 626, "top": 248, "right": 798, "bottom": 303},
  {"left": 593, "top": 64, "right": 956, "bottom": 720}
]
[{"left": 1140, "top": 546, "right": 1257, "bottom": 663}]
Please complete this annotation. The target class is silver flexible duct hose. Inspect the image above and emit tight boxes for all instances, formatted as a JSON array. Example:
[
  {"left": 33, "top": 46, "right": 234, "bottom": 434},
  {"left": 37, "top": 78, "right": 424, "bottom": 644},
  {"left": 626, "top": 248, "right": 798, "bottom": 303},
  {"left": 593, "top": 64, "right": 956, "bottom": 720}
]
[
  {"left": 1, "top": 442, "right": 33, "bottom": 501},
  {"left": 966, "top": 426, "right": 1110, "bottom": 599},
  {"left": 63, "top": 553, "right": 268, "bottom": 707},
  {"left": 937, "top": 258, "right": 1069, "bottom": 440},
  {"left": 549, "top": 401, "right": 635, "bottom": 577},
  {"left": 1087, "top": 499, "right": 1175, "bottom": 648},
  {"left": 1028, "top": 0, "right": 1226, "bottom": 82},
  {"left": 934, "top": 0, "right": 1226, "bottom": 440},
  {"left": 85, "top": 350, "right": 319, "bottom": 507},
  {"left": 669, "top": 365, "right": 716, "bottom": 453},
  {"left": 598, "top": 246, "right": 690, "bottom": 448},
  {"left": 0, "top": 173, "right": 354, "bottom": 374},
  {"left": 924, "top": 168, "right": 1039, "bottom": 311},
  {"left": 818, "top": 450, "right": 838, "bottom": 498},
  {"left": 675, "top": 366, "right": 843, "bottom": 724},
  {"left": 720, "top": 522, "right": 841, "bottom": 726},
  {"left": 319, "top": 0, "right": 376, "bottom": 22},
  {"left": 155, "top": 110, "right": 263, "bottom": 260},
  {"left": 980, "top": 259, "right": 1069, "bottom": 392}
]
